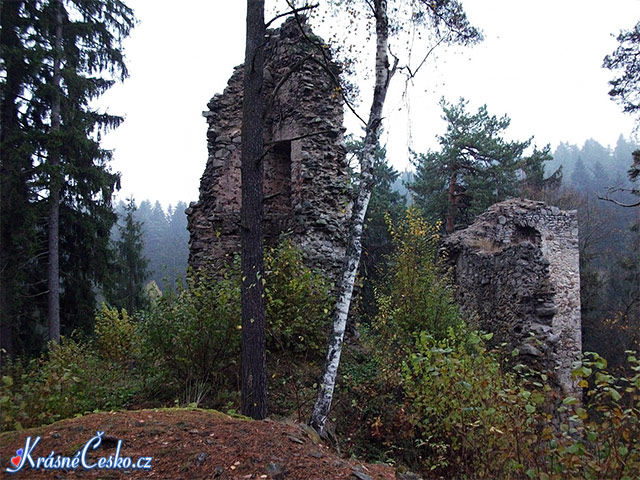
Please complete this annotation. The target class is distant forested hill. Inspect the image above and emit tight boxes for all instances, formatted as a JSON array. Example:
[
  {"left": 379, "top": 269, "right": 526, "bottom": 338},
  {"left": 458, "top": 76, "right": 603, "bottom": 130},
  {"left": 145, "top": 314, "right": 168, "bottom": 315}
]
[
  {"left": 548, "top": 135, "right": 637, "bottom": 194},
  {"left": 544, "top": 135, "right": 639, "bottom": 367},
  {"left": 113, "top": 200, "right": 189, "bottom": 291}
]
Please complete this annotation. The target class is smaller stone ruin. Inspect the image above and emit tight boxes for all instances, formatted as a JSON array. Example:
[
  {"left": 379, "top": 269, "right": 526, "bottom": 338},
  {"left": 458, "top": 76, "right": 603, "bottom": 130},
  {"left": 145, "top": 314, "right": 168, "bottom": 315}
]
[
  {"left": 187, "top": 17, "right": 350, "bottom": 285},
  {"left": 443, "top": 199, "right": 581, "bottom": 395}
]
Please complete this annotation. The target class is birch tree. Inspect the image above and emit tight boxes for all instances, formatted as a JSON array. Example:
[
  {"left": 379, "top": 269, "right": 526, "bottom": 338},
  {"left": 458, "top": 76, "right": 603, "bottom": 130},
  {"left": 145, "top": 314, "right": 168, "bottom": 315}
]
[{"left": 309, "top": 0, "right": 481, "bottom": 434}]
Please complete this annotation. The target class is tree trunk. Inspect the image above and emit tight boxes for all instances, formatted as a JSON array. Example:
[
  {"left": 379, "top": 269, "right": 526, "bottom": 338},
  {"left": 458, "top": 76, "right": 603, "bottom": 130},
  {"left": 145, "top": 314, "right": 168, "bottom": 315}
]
[
  {"left": 0, "top": 0, "right": 25, "bottom": 362},
  {"left": 446, "top": 167, "right": 458, "bottom": 234},
  {"left": 310, "top": 0, "right": 394, "bottom": 434},
  {"left": 240, "top": 0, "right": 267, "bottom": 420},
  {"left": 47, "top": 0, "right": 63, "bottom": 344}
]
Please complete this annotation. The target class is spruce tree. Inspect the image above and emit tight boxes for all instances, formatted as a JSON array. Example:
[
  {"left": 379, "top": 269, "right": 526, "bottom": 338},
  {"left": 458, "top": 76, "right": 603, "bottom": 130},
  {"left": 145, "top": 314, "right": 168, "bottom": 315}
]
[
  {"left": 0, "top": 0, "right": 41, "bottom": 358},
  {"left": 37, "top": 0, "right": 135, "bottom": 340},
  {"left": 166, "top": 201, "right": 189, "bottom": 288},
  {"left": 0, "top": 0, "right": 135, "bottom": 352},
  {"left": 613, "top": 135, "right": 637, "bottom": 181},
  {"left": 570, "top": 158, "right": 592, "bottom": 190},
  {"left": 106, "top": 197, "right": 149, "bottom": 313}
]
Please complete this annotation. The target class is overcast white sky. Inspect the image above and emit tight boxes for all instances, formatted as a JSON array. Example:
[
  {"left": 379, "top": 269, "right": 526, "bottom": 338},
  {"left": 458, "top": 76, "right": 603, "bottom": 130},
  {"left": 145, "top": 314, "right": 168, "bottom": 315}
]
[{"left": 99, "top": 0, "right": 640, "bottom": 208}]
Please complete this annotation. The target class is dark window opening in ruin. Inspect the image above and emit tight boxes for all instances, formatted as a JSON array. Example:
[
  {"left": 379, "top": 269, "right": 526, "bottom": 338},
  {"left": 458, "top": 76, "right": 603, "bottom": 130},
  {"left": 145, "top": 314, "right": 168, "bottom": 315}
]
[
  {"left": 514, "top": 225, "right": 541, "bottom": 245},
  {"left": 264, "top": 140, "right": 292, "bottom": 216}
]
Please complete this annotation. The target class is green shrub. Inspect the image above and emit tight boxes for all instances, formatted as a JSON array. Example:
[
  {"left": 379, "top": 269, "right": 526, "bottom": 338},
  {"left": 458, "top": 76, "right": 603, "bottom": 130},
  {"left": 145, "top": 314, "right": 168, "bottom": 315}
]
[
  {"left": 401, "top": 327, "right": 547, "bottom": 478},
  {"left": 138, "top": 266, "right": 241, "bottom": 403},
  {"left": 374, "top": 208, "right": 462, "bottom": 359},
  {"left": 265, "top": 239, "right": 332, "bottom": 359},
  {"left": 338, "top": 209, "right": 465, "bottom": 465},
  {"left": 1, "top": 241, "right": 334, "bottom": 429},
  {"left": 344, "top": 318, "right": 640, "bottom": 478},
  {"left": 1, "top": 336, "right": 140, "bottom": 432},
  {"left": 263, "top": 239, "right": 333, "bottom": 418},
  {"left": 1, "top": 359, "right": 36, "bottom": 431},
  {"left": 337, "top": 338, "right": 414, "bottom": 465},
  {"left": 94, "top": 304, "right": 140, "bottom": 363},
  {"left": 135, "top": 240, "right": 332, "bottom": 412},
  {"left": 540, "top": 352, "right": 640, "bottom": 480}
]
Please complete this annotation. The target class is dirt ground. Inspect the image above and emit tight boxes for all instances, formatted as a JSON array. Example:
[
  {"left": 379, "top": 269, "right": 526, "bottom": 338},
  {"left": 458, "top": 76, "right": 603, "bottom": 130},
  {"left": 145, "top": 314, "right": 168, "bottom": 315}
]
[{"left": 0, "top": 409, "right": 396, "bottom": 479}]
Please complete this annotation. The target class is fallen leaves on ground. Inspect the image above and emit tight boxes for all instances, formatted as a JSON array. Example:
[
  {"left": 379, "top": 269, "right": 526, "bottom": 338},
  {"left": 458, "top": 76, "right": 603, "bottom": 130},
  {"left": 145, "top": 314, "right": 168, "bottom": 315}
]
[{"left": 0, "top": 409, "right": 396, "bottom": 480}]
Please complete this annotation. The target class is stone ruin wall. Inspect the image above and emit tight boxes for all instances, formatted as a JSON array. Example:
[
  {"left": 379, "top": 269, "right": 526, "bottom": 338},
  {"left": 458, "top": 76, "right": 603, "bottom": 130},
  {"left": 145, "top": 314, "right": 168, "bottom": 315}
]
[
  {"left": 444, "top": 199, "right": 582, "bottom": 396},
  {"left": 185, "top": 18, "right": 583, "bottom": 396},
  {"left": 187, "top": 18, "right": 350, "bottom": 285}
]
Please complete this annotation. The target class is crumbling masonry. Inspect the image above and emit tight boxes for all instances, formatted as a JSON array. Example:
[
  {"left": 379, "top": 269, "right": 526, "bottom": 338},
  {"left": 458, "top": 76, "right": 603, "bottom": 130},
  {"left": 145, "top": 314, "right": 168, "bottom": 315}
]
[
  {"left": 187, "top": 18, "right": 350, "bottom": 284},
  {"left": 186, "top": 19, "right": 583, "bottom": 395},
  {"left": 444, "top": 199, "right": 582, "bottom": 396}
]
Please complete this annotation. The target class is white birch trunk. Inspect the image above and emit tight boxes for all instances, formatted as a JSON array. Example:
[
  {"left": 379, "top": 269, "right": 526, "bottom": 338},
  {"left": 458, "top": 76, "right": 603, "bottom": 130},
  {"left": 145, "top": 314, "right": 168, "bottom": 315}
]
[{"left": 310, "top": 0, "right": 394, "bottom": 434}]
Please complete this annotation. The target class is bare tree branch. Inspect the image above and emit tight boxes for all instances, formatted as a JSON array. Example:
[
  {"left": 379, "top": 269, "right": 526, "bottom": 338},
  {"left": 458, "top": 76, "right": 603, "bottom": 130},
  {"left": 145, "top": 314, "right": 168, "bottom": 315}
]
[
  {"left": 286, "top": 0, "right": 367, "bottom": 125},
  {"left": 363, "top": 0, "right": 375, "bottom": 15},
  {"left": 402, "top": 34, "right": 448, "bottom": 80},
  {"left": 598, "top": 194, "right": 640, "bottom": 208},
  {"left": 265, "top": 3, "right": 319, "bottom": 29},
  {"left": 598, "top": 184, "right": 640, "bottom": 207}
]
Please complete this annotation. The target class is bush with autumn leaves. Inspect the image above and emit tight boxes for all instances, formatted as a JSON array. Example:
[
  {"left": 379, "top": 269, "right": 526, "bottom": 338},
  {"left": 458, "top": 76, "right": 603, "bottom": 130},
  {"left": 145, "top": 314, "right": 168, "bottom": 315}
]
[
  {"left": 1, "top": 210, "right": 639, "bottom": 480},
  {"left": 0, "top": 239, "right": 332, "bottom": 429},
  {"left": 338, "top": 208, "right": 640, "bottom": 479}
]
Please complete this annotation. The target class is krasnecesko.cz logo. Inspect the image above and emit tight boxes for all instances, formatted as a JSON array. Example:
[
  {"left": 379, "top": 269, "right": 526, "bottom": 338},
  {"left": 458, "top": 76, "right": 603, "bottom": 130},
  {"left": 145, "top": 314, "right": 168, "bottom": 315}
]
[{"left": 6, "top": 431, "right": 152, "bottom": 474}]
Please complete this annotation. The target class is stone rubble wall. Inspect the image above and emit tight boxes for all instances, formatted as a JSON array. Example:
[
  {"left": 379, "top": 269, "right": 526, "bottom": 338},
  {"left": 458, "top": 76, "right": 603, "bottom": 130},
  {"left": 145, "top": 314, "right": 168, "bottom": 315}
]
[
  {"left": 187, "top": 17, "right": 350, "bottom": 285},
  {"left": 443, "top": 199, "right": 582, "bottom": 396}
]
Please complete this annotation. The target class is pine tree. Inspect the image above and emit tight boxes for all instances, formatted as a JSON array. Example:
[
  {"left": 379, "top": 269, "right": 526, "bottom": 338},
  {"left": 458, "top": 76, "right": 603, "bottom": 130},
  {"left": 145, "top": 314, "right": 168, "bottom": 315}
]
[
  {"left": 409, "top": 98, "right": 530, "bottom": 233},
  {"left": 603, "top": 17, "right": 640, "bottom": 205},
  {"left": 604, "top": 20, "right": 640, "bottom": 118},
  {"left": 240, "top": 0, "right": 267, "bottom": 420}
]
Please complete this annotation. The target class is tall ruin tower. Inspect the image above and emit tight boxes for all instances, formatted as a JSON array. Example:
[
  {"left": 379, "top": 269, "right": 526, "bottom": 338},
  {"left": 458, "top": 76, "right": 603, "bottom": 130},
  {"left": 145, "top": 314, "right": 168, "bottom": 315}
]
[{"left": 187, "top": 18, "right": 350, "bottom": 283}]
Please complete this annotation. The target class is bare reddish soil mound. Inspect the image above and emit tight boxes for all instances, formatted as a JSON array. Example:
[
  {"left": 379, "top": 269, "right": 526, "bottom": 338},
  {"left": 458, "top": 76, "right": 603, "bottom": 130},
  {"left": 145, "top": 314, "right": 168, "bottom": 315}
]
[{"left": 0, "top": 409, "right": 395, "bottom": 479}]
